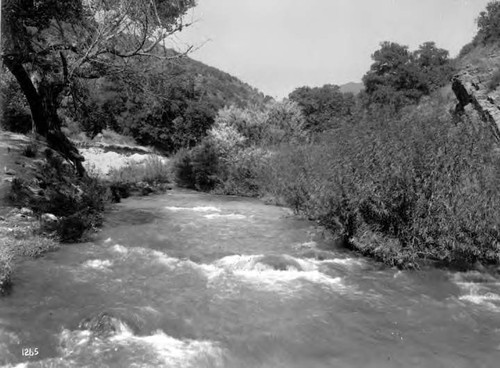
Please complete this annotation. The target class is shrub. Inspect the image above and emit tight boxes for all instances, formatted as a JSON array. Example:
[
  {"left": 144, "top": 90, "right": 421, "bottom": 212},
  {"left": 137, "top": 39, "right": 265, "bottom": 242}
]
[
  {"left": 22, "top": 142, "right": 38, "bottom": 158},
  {"left": 108, "top": 156, "right": 171, "bottom": 185},
  {"left": 173, "top": 139, "right": 221, "bottom": 191},
  {"left": 173, "top": 148, "right": 196, "bottom": 188},
  {"left": 9, "top": 150, "right": 109, "bottom": 242},
  {"left": 476, "top": 1, "right": 500, "bottom": 44},
  {"left": 256, "top": 102, "right": 500, "bottom": 269},
  {"left": 215, "top": 147, "right": 271, "bottom": 196}
]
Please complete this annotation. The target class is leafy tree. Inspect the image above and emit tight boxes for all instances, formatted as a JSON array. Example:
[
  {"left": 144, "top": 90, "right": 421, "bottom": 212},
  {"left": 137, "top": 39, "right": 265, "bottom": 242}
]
[
  {"left": 476, "top": 1, "right": 500, "bottom": 44},
  {"left": 288, "top": 84, "right": 355, "bottom": 132},
  {"left": 414, "top": 42, "right": 455, "bottom": 93},
  {"left": 362, "top": 41, "right": 453, "bottom": 109},
  {"left": 1, "top": 0, "right": 196, "bottom": 173}
]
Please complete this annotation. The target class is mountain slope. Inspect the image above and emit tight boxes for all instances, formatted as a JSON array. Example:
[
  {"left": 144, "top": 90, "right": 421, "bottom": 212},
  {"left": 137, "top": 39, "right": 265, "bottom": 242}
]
[
  {"left": 339, "top": 82, "right": 364, "bottom": 95},
  {"left": 160, "top": 49, "right": 271, "bottom": 108}
]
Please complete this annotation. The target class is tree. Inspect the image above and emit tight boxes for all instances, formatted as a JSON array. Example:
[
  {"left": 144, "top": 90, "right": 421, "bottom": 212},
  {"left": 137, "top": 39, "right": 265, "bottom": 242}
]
[
  {"left": 1, "top": 0, "right": 196, "bottom": 174},
  {"left": 414, "top": 42, "right": 454, "bottom": 93},
  {"left": 476, "top": 1, "right": 500, "bottom": 44},
  {"left": 362, "top": 41, "right": 453, "bottom": 109},
  {"left": 288, "top": 84, "right": 355, "bottom": 132}
]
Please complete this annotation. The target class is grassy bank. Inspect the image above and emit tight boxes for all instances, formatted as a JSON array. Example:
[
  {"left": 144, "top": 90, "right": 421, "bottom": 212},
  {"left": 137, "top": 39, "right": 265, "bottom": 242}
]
[
  {"left": 0, "top": 132, "right": 172, "bottom": 295},
  {"left": 172, "top": 101, "right": 500, "bottom": 270}
]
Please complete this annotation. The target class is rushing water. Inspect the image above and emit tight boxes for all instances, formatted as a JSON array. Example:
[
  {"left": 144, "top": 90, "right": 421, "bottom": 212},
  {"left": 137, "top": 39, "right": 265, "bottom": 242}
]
[{"left": 1, "top": 189, "right": 500, "bottom": 367}]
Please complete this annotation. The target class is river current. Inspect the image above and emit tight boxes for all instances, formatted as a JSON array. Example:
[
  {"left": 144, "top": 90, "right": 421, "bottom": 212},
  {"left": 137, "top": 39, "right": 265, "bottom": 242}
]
[{"left": 1, "top": 189, "right": 499, "bottom": 367}]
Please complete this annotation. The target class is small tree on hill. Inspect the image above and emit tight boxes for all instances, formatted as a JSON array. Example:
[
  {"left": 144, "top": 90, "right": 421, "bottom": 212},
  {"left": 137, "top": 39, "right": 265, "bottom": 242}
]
[{"left": 362, "top": 41, "right": 453, "bottom": 110}]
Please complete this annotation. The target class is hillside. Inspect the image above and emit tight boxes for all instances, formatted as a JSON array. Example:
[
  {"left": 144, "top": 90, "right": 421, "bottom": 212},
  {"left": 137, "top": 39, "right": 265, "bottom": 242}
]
[
  {"left": 175, "top": 56, "right": 272, "bottom": 107},
  {"left": 156, "top": 48, "right": 271, "bottom": 108},
  {"left": 339, "top": 82, "right": 364, "bottom": 95},
  {"left": 452, "top": 44, "right": 500, "bottom": 141}
]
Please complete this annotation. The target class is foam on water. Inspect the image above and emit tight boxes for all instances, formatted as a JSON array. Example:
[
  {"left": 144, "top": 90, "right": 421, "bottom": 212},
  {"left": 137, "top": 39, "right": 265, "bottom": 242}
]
[
  {"left": 209, "top": 254, "right": 346, "bottom": 291},
  {"left": 165, "top": 206, "right": 221, "bottom": 213},
  {"left": 318, "top": 258, "right": 365, "bottom": 267},
  {"left": 451, "top": 272, "right": 500, "bottom": 312},
  {"left": 82, "top": 259, "right": 112, "bottom": 270},
  {"left": 110, "top": 244, "right": 214, "bottom": 275},
  {"left": 112, "top": 244, "right": 128, "bottom": 254},
  {"left": 109, "top": 245, "right": 345, "bottom": 292},
  {"left": 204, "top": 213, "right": 247, "bottom": 220},
  {"left": 111, "top": 330, "right": 225, "bottom": 367},
  {"left": 55, "top": 326, "right": 225, "bottom": 368}
]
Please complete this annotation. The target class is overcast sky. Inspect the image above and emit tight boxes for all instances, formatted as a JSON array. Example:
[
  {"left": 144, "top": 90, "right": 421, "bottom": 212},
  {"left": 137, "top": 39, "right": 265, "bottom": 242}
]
[{"left": 174, "top": 0, "right": 491, "bottom": 99}]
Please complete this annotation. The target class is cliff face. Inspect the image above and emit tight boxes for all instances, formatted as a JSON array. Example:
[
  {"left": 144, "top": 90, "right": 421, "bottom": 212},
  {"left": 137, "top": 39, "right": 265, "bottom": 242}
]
[{"left": 452, "top": 58, "right": 500, "bottom": 141}]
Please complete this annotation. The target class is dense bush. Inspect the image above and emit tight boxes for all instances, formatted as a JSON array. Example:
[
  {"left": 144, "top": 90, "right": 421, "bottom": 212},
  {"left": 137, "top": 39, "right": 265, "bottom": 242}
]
[
  {"left": 255, "top": 103, "right": 500, "bottom": 268},
  {"left": 105, "top": 156, "right": 173, "bottom": 201},
  {"left": 362, "top": 41, "right": 455, "bottom": 110},
  {"left": 0, "top": 71, "right": 32, "bottom": 133},
  {"left": 9, "top": 149, "right": 109, "bottom": 242},
  {"left": 173, "top": 139, "right": 221, "bottom": 191},
  {"left": 289, "top": 84, "right": 356, "bottom": 132},
  {"left": 476, "top": 1, "right": 500, "bottom": 44},
  {"left": 173, "top": 101, "right": 307, "bottom": 195}
]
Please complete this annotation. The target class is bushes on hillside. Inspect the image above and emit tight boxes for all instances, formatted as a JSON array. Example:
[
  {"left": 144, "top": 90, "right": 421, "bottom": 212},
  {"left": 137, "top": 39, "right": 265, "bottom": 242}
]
[
  {"left": 476, "top": 1, "right": 500, "bottom": 44},
  {"left": 9, "top": 148, "right": 109, "bottom": 242},
  {"left": 257, "top": 103, "right": 500, "bottom": 268},
  {"left": 173, "top": 100, "right": 307, "bottom": 195}
]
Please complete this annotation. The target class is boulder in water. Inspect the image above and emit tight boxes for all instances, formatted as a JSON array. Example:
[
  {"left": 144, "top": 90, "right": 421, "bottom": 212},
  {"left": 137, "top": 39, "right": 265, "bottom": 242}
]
[
  {"left": 78, "top": 312, "right": 136, "bottom": 338},
  {"left": 258, "top": 255, "right": 303, "bottom": 271}
]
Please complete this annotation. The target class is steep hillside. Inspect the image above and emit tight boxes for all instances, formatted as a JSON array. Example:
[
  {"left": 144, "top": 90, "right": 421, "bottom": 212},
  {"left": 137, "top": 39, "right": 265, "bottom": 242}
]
[
  {"left": 176, "top": 57, "right": 272, "bottom": 107},
  {"left": 157, "top": 48, "right": 271, "bottom": 108},
  {"left": 452, "top": 45, "right": 500, "bottom": 141}
]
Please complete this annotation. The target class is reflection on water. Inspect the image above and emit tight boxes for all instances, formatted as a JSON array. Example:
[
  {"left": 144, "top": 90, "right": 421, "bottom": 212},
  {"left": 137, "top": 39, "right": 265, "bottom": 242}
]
[{"left": 1, "top": 189, "right": 500, "bottom": 367}]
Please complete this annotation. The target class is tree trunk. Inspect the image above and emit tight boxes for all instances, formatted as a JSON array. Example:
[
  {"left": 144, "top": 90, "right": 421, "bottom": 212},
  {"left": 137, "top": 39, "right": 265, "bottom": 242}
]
[
  {"left": 3, "top": 57, "right": 86, "bottom": 177},
  {"left": 3, "top": 57, "right": 50, "bottom": 136}
]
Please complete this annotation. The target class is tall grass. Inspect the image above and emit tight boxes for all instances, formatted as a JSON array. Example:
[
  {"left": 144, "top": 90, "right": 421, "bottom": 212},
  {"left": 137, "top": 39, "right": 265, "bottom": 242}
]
[
  {"left": 257, "top": 103, "right": 500, "bottom": 268},
  {"left": 107, "top": 156, "right": 172, "bottom": 185}
]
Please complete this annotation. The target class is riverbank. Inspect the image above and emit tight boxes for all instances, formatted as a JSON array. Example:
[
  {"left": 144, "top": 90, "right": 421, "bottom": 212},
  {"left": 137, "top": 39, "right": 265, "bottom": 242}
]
[
  {"left": 0, "top": 131, "right": 60, "bottom": 294},
  {"left": 0, "top": 130, "right": 172, "bottom": 295},
  {"left": 2, "top": 188, "right": 499, "bottom": 367}
]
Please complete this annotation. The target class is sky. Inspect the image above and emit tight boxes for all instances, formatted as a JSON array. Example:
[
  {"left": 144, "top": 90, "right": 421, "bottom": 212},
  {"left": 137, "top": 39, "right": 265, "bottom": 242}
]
[{"left": 173, "top": 0, "right": 491, "bottom": 99}]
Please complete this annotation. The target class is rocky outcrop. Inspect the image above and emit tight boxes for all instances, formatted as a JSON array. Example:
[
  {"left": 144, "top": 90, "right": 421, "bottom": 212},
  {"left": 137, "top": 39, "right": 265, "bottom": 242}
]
[{"left": 452, "top": 66, "right": 500, "bottom": 141}]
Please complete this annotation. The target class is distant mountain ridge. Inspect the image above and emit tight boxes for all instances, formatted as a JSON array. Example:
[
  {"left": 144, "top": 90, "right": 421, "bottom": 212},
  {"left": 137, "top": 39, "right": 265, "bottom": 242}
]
[{"left": 339, "top": 82, "right": 364, "bottom": 95}]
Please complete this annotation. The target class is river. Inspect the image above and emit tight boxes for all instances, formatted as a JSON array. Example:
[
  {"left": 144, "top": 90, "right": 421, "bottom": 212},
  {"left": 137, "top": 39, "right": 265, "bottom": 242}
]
[{"left": 1, "top": 189, "right": 499, "bottom": 367}]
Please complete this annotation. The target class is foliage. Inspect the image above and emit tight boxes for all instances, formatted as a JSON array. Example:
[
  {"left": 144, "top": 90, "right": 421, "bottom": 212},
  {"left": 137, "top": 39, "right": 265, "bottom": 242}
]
[
  {"left": 173, "top": 139, "right": 221, "bottom": 191},
  {"left": 476, "top": 1, "right": 500, "bottom": 44},
  {"left": 107, "top": 156, "right": 172, "bottom": 186},
  {"left": 288, "top": 84, "right": 356, "bottom": 132},
  {"left": 71, "top": 54, "right": 270, "bottom": 152},
  {"left": 264, "top": 100, "right": 308, "bottom": 145},
  {"left": 174, "top": 101, "right": 308, "bottom": 194},
  {"left": 0, "top": 70, "right": 32, "bottom": 133},
  {"left": 9, "top": 149, "right": 109, "bottom": 242},
  {"left": 362, "top": 41, "right": 454, "bottom": 109},
  {"left": 254, "top": 103, "right": 500, "bottom": 268},
  {"left": 22, "top": 142, "right": 38, "bottom": 158},
  {"left": 1, "top": 0, "right": 197, "bottom": 148},
  {"left": 214, "top": 147, "right": 272, "bottom": 197}
]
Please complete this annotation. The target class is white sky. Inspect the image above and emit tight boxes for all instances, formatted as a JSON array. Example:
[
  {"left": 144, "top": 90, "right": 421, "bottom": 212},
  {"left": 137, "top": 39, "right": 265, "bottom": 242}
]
[{"left": 175, "top": 0, "right": 491, "bottom": 99}]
